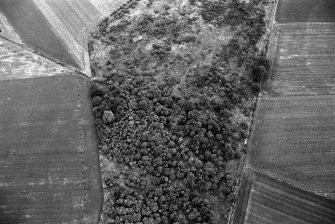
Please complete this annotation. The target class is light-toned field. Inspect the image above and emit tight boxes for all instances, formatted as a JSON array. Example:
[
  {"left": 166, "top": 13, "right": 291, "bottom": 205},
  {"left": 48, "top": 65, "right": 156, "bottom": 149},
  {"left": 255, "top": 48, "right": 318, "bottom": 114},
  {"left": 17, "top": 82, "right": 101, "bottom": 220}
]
[
  {"left": 248, "top": 95, "right": 335, "bottom": 198},
  {"left": 233, "top": 170, "right": 335, "bottom": 224},
  {"left": 90, "top": 0, "right": 126, "bottom": 15},
  {"left": 0, "top": 37, "right": 68, "bottom": 81},
  {"left": 276, "top": 0, "right": 335, "bottom": 23},
  {"left": 0, "top": 75, "right": 102, "bottom": 224},
  {"left": 268, "top": 23, "right": 335, "bottom": 95}
]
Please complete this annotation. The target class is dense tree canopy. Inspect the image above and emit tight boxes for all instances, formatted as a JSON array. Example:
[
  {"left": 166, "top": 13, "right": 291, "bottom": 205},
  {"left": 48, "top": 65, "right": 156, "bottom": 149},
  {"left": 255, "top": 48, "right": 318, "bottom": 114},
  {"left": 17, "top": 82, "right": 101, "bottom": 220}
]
[{"left": 90, "top": 0, "right": 269, "bottom": 223}]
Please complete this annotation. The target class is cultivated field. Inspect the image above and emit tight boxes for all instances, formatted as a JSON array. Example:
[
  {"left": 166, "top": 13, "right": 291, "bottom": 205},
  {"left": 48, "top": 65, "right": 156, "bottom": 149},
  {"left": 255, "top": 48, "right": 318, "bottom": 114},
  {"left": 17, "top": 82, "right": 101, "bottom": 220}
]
[
  {"left": 0, "top": 37, "right": 67, "bottom": 81},
  {"left": 276, "top": 0, "right": 335, "bottom": 23},
  {"left": 0, "top": 0, "right": 80, "bottom": 69},
  {"left": 268, "top": 23, "right": 335, "bottom": 95},
  {"left": 0, "top": 75, "right": 102, "bottom": 224},
  {"left": 233, "top": 170, "right": 335, "bottom": 224},
  {"left": 32, "top": 0, "right": 128, "bottom": 74},
  {"left": 40, "top": 0, "right": 101, "bottom": 45},
  {"left": 247, "top": 95, "right": 335, "bottom": 198}
]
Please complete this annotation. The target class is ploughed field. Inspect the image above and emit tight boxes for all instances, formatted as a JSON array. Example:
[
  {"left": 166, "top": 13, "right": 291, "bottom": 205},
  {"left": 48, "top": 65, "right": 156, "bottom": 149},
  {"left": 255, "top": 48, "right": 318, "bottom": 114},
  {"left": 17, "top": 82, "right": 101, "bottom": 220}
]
[
  {"left": 269, "top": 23, "right": 335, "bottom": 95},
  {"left": 0, "top": 0, "right": 79, "bottom": 69},
  {"left": 89, "top": 0, "right": 270, "bottom": 223},
  {"left": 233, "top": 170, "right": 335, "bottom": 224},
  {"left": 0, "top": 75, "right": 102, "bottom": 224},
  {"left": 248, "top": 95, "right": 335, "bottom": 197}
]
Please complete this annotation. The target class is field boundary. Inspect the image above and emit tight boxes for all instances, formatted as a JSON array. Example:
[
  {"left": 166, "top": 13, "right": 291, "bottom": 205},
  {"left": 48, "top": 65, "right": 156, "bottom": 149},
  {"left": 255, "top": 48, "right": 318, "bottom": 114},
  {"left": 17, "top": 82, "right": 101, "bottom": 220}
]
[{"left": 229, "top": 1, "right": 279, "bottom": 222}]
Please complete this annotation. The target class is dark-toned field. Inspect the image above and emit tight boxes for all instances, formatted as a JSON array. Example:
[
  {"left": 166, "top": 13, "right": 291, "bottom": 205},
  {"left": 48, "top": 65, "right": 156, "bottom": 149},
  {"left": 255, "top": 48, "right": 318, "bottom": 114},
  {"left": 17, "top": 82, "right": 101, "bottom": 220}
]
[
  {"left": 268, "top": 23, "right": 335, "bottom": 95},
  {"left": 247, "top": 95, "right": 335, "bottom": 197},
  {"left": 276, "top": 0, "right": 335, "bottom": 23},
  {"left": 0, "top": 75, "right": 102, "bottom": 224},
  {"left": 233, "top": 170, "right": 335, "bottom": 224},
  {"left": 0, "top": 0, "right": 80, "bottom": 69}
]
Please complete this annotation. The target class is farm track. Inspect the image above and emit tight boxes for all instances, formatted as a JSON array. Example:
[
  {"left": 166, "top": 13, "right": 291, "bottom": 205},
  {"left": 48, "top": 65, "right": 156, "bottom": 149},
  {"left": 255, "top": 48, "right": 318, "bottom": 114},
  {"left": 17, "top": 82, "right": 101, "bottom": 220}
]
[{"left": 234, "top": 0, "right": 335, "bottom": 223}]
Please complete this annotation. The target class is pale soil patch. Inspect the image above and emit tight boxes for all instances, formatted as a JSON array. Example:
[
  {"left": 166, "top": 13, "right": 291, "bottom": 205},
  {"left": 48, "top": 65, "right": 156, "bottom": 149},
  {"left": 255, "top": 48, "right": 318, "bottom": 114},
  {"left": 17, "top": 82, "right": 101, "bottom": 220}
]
[{"left": 0, "top": 38, "right": 68, "bottom": 81}]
